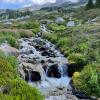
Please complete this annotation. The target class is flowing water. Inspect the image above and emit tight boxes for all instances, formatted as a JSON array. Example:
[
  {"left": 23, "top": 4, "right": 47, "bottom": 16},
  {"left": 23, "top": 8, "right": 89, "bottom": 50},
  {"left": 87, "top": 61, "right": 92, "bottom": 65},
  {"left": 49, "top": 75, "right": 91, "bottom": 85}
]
[{"left": 18, "top": 36, "right": 71, "bottom": 99}]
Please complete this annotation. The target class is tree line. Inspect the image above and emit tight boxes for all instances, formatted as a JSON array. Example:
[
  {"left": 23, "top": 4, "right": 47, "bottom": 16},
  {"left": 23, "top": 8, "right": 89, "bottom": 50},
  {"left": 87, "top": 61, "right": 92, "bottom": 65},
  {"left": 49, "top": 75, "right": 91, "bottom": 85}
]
[{"left": 86, "top": 0, "right": 100, "bottom": 10}]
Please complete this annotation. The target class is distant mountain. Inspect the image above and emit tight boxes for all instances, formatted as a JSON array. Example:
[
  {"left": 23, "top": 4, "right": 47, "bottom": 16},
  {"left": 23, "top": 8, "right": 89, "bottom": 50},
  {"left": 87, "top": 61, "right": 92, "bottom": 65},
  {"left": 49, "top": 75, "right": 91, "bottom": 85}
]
[
  {"left": 19, "top": 0, "right": 87, "bottom": 12},
  {"left": 0, "top": 0, "right": 87, "bottom": 15}
]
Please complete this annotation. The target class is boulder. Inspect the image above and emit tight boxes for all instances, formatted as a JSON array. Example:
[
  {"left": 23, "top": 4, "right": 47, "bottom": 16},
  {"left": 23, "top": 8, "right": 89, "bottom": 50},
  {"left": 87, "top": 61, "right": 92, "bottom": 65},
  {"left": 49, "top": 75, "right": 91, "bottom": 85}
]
[
  {"left": 67, "top": 21, "right": 75, "bottom": 27},
  {"left": 72, "top": 89, "right": 91, "bottom": 99},
  {"left": 24, "top": 70, "right": 29, "bottom": 82},
  {"left": 30, "top": 71, "right": 41, "bottom": 82},
  {"left": 68, "top": 63, "right": 78, "bottom": 77},
  {"left": 0, "top": 44, "right": 19, "bottom": 56},
  {"left": 47, "top": 64, "right": 61, "bottom": 78}
]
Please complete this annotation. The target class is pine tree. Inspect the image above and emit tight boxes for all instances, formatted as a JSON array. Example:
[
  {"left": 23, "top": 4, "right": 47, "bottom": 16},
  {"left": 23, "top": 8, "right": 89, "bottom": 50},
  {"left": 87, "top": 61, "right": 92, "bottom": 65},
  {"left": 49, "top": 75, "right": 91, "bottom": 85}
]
[
  {"left": 96, "top": 0, "right": 100, "bottom": 8},
  {"left": 86, "top": 0, "right": 94, "bottom": 10}
]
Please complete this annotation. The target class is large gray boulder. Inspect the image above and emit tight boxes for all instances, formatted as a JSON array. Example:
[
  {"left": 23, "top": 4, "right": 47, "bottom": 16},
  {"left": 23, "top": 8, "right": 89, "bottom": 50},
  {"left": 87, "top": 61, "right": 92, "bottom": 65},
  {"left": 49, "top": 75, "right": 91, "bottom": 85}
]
[{"left": 0, "top": 43, "right": 19, "bottom": 56}]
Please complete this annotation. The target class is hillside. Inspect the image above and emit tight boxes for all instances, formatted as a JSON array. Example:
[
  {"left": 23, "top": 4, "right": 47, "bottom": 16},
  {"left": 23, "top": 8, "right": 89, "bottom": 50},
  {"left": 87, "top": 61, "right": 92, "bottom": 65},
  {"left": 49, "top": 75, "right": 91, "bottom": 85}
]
[{"left": 0, "top": 0, "right": 100, "bottom": 100}]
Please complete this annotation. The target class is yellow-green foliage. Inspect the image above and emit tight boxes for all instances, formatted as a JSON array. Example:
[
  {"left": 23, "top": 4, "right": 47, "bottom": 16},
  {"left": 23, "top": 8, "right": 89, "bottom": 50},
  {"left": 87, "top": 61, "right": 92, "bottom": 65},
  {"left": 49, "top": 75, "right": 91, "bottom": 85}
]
[
  {"left": 0, "top": 79, "right": 44, "bottom": 100},
  {"left": 48, "top": 23, "right": 66, "bottom": 31},
  {"left": 7, "top": 79, "right": 44, "bottom": 100},
  {"left": 57, "top": 37, "right": 69, "bottom": 47},
  {"left": 6, "top": 35, "right": 19, "bottom": 48},
  {"left": 68, "top": 53, "right": 86, "bottom": 66},
  {"left": 0, "top": 58, "right": 17, "bottom": 86},
  {"left": 0, "top": 52, "right": 44, "bottom": 100},
  {"left": 17, "top": 21, "right": 40, "bottom": 33},
  {"left": 0, "top": 30, "right": 35, "bottom": 48},
  {"left": 72, "top": 64, "right": 100, "bottom": 97},
  {"left": 72, "top": 72, "right": 80, "bottom": 87}
]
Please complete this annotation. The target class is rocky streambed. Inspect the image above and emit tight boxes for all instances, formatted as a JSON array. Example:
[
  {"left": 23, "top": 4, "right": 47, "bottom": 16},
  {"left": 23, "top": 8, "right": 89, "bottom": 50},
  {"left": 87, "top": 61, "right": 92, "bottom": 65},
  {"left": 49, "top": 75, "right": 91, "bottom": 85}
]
[{"left": 17, "top": 35, "right": 79, "bottom": 100}]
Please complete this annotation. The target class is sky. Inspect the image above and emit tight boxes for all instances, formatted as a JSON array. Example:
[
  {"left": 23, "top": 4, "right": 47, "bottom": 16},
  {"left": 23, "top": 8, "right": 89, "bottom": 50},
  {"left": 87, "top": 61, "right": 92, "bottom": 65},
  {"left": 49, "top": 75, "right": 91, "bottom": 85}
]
[{"left": 0, "top": 0, "right": 79, "bottom": 9}]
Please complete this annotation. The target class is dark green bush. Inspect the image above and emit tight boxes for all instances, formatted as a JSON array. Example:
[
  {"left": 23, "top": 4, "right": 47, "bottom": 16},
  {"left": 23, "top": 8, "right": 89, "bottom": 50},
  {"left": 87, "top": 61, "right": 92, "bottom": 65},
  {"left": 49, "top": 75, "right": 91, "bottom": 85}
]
[
  {"left": 7, "top": 79, "right": 44, "bottom": 100},
  {"left": 6, "top": 35, "right": 19, "bottom": 48},
  {"left": 68, "top": 53, "right": 87, "bottom": 66},
  {"left": 72, "top": 64, "right": 100, "bottom": 97}
]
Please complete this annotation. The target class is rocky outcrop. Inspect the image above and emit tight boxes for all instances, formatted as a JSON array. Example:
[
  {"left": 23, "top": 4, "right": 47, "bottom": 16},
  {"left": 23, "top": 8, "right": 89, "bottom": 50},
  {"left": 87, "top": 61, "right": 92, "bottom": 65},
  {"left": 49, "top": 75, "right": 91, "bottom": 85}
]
[
  {"left": 68, "top": 63, "right": 79, "bottom": 77},
  {"left": 0, "top": 43, "right": 19, "bottom": 56},
  {"left": 47, "top": 64, "right": 61, "bottom": 78},
  {"left": 17, "top": 37, "right": 71, "bottom": 100},
  {"left": 45, "top": 87, "right": 78, "bottom": 100}
]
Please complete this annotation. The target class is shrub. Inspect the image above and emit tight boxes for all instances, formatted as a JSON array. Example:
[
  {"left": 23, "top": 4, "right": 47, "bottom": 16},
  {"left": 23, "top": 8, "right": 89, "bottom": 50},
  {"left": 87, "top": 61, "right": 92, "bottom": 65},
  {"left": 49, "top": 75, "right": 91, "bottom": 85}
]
[
  {"left": 72, "top": 64, "right": 100, "bottom": 97},
  {"left": 57, "top": 37, "right": 69, "bottom": 47},
  {"left": 42, "top": 33, "right": 58, "bottom": 44},
  {"left": 68, "top": 53, "right": 87, "bottom": 66},
  {"left": 19, "top": 31, "right": 34, "bottom": 38},
  {"left": 7, "top": 79, "right": 44, "bottom": 100},
  {"left": 0, "top": 52, "right": 44, "bottom": 100},
  {"left": 72, "top": 72, "right": 80, "bottom": 87},
  {"left": 0, "top": 58, "right": 17, "bottom": 86},
  {"left": 48, "top": 23, "right": 66, "bottom": 31},
  {"left": 6, "top": 35, "right": 19, "bottom": 48},
  {"left": 0, "top": 79, "right": 44, "bottom": 100}
]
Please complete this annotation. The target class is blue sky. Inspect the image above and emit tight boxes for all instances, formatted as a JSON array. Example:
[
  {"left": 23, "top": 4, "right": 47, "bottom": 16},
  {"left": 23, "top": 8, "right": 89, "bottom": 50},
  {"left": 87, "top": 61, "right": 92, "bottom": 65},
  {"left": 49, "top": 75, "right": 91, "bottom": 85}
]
[{"left": 0, "top": 0, "right": 78, "bottom": 9}]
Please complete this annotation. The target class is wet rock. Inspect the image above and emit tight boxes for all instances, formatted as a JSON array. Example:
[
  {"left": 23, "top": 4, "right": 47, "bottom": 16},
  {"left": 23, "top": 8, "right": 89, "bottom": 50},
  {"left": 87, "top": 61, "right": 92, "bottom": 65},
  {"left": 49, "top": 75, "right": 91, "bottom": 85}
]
[
  {"left": 68, "top": 63, "right": 78, "bottom": 77},
  {"left": 43, "top": 64, "right": 48, "bottom": 72},
  {"left": 30, "top": 71, "right": 41, "bottom": 82},
  {"left": 47, "top": 59, "right": 54, "bottom": 63},
  {"left": 90, "top": 96, "right": 97, "bottom": 100},
  {"left": 29, "top": 50, "right": 34, "bottom": 54},
  {"left": 41, "top": 60, "right": 45, "bottom": 64},
  {"left": 0, "top": 86, "right": 10, "bottom": 94},
  {"left": 39, "top": 47, "right": 46, "bottom": 51},
  {"left": 72, "top": 90, "right": 91, "bottom": 99},
  {"left": 27, "top": 58, "right": 37, "bottom": 64},
  {"left": 20, "top": 46, "right": 24, "bottom": 49},
  {"left": 41, "top": 50, "right": 50, "bottom": 56},
  {"left": 35, "top": 45, "right": 40, "bottom": 51},
  {"left": 47, "top": 64, "right": 61, "bottom": 78},
  {"left": 24, "top": 70, "right": 29, "bottom": 82}
]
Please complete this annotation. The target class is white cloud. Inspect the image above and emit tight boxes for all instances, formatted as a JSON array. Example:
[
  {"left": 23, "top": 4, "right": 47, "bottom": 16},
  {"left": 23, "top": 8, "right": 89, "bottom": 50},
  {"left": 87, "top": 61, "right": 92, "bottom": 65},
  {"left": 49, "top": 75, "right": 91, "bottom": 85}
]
[
  {"left": 1, "top": 0, "right": 25, "bottom": 3},
  {"left": 30, "top": 0, "right": 56, "bottom": 5},
  {"left": 68, "top": 0, "right": 79, "bottom": 2},
  {"left": 1, "top": 0, "right": 79, "bottom": 4}
]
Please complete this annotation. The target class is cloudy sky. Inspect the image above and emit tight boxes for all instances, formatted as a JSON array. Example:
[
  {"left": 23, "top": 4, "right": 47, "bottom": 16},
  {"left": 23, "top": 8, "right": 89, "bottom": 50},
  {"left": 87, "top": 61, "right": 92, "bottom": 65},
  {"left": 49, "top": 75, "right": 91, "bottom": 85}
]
[{"left": 0, "top": 0, "right": 79, "bottom": 9}]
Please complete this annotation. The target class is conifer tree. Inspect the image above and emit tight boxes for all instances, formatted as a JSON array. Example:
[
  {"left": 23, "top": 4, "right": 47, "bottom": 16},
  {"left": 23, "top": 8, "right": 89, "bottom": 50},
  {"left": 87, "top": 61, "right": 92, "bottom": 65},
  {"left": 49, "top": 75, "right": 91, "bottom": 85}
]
[
  {"left": 86, "top": 0, "right": 94, "bottom": 10},
  {"left": 95, "top": 0, "right": 100, "bottom": 8}
]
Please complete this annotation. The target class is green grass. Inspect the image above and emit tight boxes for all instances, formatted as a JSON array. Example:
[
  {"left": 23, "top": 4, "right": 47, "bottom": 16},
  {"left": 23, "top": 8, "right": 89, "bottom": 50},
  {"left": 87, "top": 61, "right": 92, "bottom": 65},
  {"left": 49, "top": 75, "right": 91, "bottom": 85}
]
[
  {"left": 0, "top": 51, "right": 44, "bottom": 100},
  {"left": 42, "top": 23, "right": 100, "bottom": 97}
]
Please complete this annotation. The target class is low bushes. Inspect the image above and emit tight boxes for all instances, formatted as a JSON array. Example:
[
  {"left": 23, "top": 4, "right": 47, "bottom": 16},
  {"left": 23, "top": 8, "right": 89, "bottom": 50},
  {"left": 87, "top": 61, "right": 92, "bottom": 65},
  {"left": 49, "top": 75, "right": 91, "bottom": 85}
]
[
  {"left": 0, "top": 58, "right": 17, "bottom": 86},
  {"left": 17, "top": 21, "right": 40, "bottom": 33},
  {"left": 42, "top": 22, "right": 100, "bottom": 96},
  {"left": 72, "top": 64, "right": 100, "bottom": 97},
  {"left": 0, "top": 30, "right": 35, "bottom": 48},
  {"left": 0, "top": 79, "right": 44, "bottom": 100},
  {"left": 0, "top": 52, "right": 44, "bottom": 100},
  {"left": 48, "top": 23, "right": 66, "bottom": 31},
  {"left": 6, "top": 35, "right": 19, "bottom": 48},
  {"left": 68, "top": 53, "right": 87, "bottom": 67},
  {"left": 3, "top": 79, "right": 44, "bottom": 100}
]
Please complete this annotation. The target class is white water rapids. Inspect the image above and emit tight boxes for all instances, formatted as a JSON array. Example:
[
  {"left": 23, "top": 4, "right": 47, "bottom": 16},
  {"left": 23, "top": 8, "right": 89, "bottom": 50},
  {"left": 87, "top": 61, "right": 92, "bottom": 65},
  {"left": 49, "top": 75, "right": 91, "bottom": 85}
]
[{"left": 18, "top": 36, "right": 71, "bottom": 99}]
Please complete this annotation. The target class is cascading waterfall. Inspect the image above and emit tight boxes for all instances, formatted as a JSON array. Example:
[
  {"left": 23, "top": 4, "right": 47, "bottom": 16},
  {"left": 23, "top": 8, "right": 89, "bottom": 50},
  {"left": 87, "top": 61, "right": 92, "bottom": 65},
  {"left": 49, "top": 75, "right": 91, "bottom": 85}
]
[{"left": 18, "top": 36, "right": 71, "bottom": 99}]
